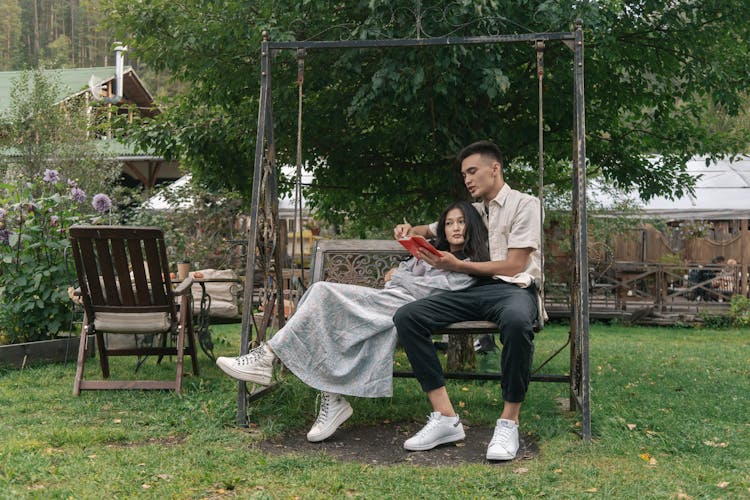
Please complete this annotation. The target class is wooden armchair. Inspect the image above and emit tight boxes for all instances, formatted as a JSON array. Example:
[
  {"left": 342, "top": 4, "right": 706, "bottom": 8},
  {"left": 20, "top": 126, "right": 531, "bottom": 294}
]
[{"left": 70, "top": 225, "right": 199, "bottom": 395}]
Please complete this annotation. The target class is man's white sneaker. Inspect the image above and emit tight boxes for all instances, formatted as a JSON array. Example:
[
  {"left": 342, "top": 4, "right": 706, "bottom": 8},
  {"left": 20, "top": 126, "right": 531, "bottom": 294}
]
[
  {"left": 215, "top": 343, "right": 275, "bottom": 385},
  {"left": 486, "top": 418, "right": 520, "bottom": 461},
  {"left": 403, "top": 412, "right": 465, "bottom": 451},
  {"left": 307, "top": 392, "right": 353, "bottom": 442}
]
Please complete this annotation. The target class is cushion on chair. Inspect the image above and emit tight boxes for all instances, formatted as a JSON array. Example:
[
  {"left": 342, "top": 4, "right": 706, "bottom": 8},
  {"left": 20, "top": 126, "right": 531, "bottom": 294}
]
[{"left": 94, "top": 312, "right": 172, "bottom": 333}]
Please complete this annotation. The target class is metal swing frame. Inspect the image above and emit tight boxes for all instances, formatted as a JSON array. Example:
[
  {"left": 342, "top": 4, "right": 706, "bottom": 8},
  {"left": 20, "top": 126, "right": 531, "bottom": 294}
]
[{"left": 239, "top": 20, "right": 591, "bottom": 441}]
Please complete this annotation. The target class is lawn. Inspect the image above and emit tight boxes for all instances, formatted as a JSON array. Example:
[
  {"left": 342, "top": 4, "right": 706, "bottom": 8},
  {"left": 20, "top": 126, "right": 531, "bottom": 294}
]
[{"left": 1, "top": 323, "right": 748, "bottom": 498}]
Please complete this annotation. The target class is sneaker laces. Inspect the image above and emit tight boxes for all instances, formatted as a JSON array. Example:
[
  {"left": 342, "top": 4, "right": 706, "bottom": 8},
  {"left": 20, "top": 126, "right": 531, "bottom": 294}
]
[
  {"left": 314, "top": 392, "right": 333, "bottom": 425},
  {"left": 233, "top": 344, "right": 267, "bottom": 366},
  {"left": 489, "top": 422, "right": 514, "bottom": 448},
  {"left": 413, "top": 413, "right": 443, "bottom": 439}
]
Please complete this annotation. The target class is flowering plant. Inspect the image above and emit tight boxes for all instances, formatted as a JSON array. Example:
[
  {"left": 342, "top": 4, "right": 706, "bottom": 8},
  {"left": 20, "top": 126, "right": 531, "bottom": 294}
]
[{"left": 0, "top": 169, "right": 113, "bottom": 343}]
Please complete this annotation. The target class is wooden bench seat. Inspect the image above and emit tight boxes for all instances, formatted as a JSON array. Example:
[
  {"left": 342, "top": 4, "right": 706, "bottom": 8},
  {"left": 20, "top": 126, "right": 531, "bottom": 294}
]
[{"left": 310, "top": 239, "right": 568, "bottom": 384}]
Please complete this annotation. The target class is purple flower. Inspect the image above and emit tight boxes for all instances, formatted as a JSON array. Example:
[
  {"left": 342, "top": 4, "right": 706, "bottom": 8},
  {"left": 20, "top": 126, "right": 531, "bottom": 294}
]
[
  {"left": 0, "top": 228, "right": 10, "bottom": 245},
  {"left": 71, "top": 187, "right": 86, "bottom": 203},
  {"left": 0, "top": 208, "right": 6, "bottom": 221},
  {"left": 67, "top": 178, "right": 78, "bottom": 188},
  {"left": 43, "top": 169, "right": 60, "bottom": 183},
  {"left": 92, "top": 193, "right": 112, "bottom": 213},
  {"left": 50, "top": 215, "right": 59, "bottom": 227}
]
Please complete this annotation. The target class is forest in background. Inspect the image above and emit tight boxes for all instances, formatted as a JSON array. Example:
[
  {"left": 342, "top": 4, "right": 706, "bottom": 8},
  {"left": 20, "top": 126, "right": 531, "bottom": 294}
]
[{"left": 0, "top": 0, "right": 115, "bottom": 69}]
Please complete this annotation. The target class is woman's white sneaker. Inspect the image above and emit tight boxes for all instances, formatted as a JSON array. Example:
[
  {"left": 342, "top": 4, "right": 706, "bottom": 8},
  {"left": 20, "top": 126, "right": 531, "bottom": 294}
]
[
  {"left": 215, "top": 343, "right": 275, "bottom": 385},
  {"left": 403, "top": 412, "right": 465, "bottom": 451},
  {"left": 486, "top": 418, "right": 519, "bottom": 460},
  {"left": 307, "top": 392, "right": 353, "bottom": 442}
]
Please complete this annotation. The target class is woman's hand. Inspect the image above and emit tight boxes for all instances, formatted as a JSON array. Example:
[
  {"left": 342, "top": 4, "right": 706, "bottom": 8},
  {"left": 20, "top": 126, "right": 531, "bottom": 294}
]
[{"left": 384, "top": 267, "right": 397, "bottom": 282}]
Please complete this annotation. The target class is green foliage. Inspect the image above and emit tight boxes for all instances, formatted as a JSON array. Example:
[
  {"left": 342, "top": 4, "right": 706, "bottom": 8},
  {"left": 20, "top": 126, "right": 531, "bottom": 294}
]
[
  {"left": 729, "top": 294, "right": 750, "bottom": 329},
  {"left": 1, "top": 69, "right": 122, "bottom": 195},
  {"left": 697, "top": 310, "right": 731, "bottom": 329},
  {"left": 0, "top": 173, "right": 108, "bottom": 343},
  {"left": 109, "top": 0, "right": 750, "bottom": 233},
  {"left": 0, "top": 70, "right": 123, "bottom": 343},
  {"left": 128, "top": 177, "right": 246, "bottom": 270}
]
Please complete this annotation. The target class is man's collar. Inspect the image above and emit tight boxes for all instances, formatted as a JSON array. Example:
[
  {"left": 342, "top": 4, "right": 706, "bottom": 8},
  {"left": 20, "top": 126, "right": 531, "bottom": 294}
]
[{"left": 486, "top": 183, "right": 511, "bottom": 208}]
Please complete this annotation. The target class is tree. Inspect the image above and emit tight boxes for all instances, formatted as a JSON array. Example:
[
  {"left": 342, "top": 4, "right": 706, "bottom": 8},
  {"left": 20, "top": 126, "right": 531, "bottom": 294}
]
[
  {"left": 0, "top": 69, "right": 120, "bottom": 196},
  {"left": 109, "top": 0, "right": 750, "bottom": 234}
]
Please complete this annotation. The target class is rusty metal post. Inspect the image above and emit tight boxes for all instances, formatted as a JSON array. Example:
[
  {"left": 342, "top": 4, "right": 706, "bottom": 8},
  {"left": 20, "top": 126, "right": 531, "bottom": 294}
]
[
  {"left": 237, "top": 31, "right": 273, "bottom": 426},
  {"left": 572, "top": 19, "right": 591, "bottom": 442}
]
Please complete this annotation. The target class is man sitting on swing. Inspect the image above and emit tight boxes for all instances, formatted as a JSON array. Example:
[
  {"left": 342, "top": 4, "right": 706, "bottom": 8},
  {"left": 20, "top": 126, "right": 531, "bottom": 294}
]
[{"left": 393, "top": 140, "right": 542, "bottom": 461}]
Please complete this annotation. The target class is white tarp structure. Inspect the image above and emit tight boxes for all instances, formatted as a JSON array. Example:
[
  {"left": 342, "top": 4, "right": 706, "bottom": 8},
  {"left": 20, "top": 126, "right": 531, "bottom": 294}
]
[
  {"left": 589, "top": 155, "right": 750, "bottom": 220},
  {"left": 144, "top": 166, "right": 312, "bottom": 219}
]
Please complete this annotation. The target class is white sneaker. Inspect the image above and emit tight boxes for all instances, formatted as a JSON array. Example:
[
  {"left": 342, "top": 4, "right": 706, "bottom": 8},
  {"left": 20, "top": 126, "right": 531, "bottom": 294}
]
[
  {"left": 403, "top": 412, "right": 465, "bottom": 451},
  {"left": 486, "top": 419, "right": 520, "bottom": 460},
  {"left": 215, "top": 343, "right": 275, "bottom": 385},
  {"left": 307, "top": 392, "right": 353, "bottom": 442}
]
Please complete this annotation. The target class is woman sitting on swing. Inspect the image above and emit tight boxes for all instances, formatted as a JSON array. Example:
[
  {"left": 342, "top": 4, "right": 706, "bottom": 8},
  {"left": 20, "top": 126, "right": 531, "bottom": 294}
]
[{"left": 216, "top": 200, "right": 489, "bottom": 442}]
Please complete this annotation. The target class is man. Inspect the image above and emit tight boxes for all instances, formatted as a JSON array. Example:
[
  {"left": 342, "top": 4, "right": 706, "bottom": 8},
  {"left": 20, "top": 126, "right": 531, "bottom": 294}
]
[{"left": 393, "top": 140, "right": 542, "bottom": 461}]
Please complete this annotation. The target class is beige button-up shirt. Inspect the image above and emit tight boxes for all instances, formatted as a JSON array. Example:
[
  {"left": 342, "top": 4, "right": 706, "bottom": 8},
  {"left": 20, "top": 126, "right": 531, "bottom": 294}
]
[{"left": 430, "top": 183, "right": 542, "bottom": 288}]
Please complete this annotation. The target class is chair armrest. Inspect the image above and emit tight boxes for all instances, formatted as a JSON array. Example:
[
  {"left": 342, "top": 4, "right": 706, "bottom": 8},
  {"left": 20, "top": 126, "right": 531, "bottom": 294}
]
[{"left": 174, "top": 276, "right": 194, "bottom": 296}]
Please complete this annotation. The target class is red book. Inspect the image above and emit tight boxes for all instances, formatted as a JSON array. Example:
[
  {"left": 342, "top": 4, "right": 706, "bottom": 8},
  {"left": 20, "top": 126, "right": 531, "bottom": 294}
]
[{"left": 397, "top": 235, "right": 443, "bottom": 259}]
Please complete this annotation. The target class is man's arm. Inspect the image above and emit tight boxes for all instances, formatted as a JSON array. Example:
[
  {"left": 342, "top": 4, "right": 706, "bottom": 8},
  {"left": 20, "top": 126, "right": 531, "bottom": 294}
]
[{"left": 419, "top": 247, "right": 533, "bottom": 277}]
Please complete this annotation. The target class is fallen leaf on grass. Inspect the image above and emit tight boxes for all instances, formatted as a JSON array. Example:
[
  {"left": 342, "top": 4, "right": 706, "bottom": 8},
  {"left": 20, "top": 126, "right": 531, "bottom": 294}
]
[
  {"left": 141, "top": 484, "right": 151, "bottom": 489},
  {"left": 461, "top": 386, "right": 469, "bottom": 392},
  {"left": 87, "top": 454, "right": 97, "bottom": 459},
  {"left": 716, "top": 482, "right": 729, "bottom": 489},
  {"left": 676, "top": 493, "right": 692, "bottom": 499},
  {"left": 626, "top": 424, "right": 637, "bottom": 430},
  {"left": 584, "top": 488, "right": 597, "bottom": 493},
  {"left": 112, "top": 418, "right": 122, "bottom": 424},
  {"left": 553, "top": 468, "right": 563, "bottom": 474},
  {"left": 157, "top": 474, "right": 171, "bottom": 480},
  {"left": 639, "top": 453, "right": 651, "bottom": 462},
  {"left": 458, "top": 401, "right": 466, "bottom": 408},
  {"left": 513, "top": 467, "right": 529, "bottom": 474},
  {"left": 703, "top": 440, "right": 728, "bottom": 448}
]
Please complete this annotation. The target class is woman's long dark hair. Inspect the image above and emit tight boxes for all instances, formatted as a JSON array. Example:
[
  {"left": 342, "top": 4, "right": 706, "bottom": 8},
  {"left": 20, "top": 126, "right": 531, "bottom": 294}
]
[{"left": 433, "top": 201, "right": 490, "bottom": 262}]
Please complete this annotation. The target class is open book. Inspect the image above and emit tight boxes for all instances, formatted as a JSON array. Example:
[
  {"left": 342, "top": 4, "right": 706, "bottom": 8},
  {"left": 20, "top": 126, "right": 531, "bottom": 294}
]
[{"left": 397, "top": 235, "right": 443, "bottom": 259}]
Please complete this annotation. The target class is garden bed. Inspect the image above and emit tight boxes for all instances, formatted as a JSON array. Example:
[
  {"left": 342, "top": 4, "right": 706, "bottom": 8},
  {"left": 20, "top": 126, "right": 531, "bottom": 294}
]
[{"left": 0, "top": 335, "right": 94, "bottom": 369}]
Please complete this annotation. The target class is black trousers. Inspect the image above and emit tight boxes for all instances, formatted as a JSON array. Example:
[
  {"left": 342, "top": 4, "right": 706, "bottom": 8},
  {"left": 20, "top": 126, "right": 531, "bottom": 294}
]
[{"left": 393, "top": 281, "right": 538, "bottom": 403}]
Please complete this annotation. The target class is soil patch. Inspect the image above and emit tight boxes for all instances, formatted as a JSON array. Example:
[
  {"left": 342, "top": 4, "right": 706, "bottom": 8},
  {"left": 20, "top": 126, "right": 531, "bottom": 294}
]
[{"left": 255, "top": 421, "right": 539, "bottom": 466}]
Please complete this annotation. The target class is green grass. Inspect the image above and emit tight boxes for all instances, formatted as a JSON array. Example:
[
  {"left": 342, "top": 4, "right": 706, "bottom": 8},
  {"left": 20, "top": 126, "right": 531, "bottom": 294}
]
[{"left": 1, "top": 323, "right": 749, "bottom": 498}]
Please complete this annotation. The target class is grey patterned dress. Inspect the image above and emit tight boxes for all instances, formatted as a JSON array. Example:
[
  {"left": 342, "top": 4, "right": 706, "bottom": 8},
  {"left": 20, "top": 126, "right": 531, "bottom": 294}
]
[{"left": 268, "top": 258, "right": 476, "bottom": 397}]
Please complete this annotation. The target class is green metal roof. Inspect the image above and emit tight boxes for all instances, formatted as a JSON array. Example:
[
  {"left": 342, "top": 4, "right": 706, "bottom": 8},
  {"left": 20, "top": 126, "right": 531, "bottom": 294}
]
[{"left": 0, "top": 67, "right": 117, "bottom": 114}]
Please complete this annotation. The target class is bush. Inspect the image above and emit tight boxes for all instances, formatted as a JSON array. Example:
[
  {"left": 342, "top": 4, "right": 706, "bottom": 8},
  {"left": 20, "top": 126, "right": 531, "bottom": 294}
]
[
  {"left": 729, "top": 294, "right": 750, "bottom": 328},
  {"left": 0, "top": 171, "right": 114, "bottom": 343}
]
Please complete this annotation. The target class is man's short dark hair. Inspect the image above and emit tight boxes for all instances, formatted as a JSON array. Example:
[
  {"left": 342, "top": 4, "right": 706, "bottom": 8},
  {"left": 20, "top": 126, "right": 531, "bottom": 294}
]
[{"left": 457, "top": 140, "right": 504, "bottom": 170}]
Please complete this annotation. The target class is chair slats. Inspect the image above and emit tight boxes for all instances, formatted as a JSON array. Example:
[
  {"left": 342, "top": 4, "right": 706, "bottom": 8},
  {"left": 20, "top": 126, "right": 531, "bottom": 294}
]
[
  {"left": 69, "top": 225, "right": 199, "bottom": 395},
  {"left": 110, "top": 238, "right": 136, "bottom": 306},
  {"left": 127, "top": 239, "right": 152, "bottom": 306},
  {"left": 94, "top": 238, "right": 120, "bottom": 306}
]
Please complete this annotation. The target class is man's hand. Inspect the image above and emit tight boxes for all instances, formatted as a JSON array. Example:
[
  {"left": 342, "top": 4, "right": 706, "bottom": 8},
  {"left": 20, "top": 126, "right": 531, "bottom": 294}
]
[
  {"left": 394, "top": 223, "right": 412, "bottom": 239},
  {"left": 419, "top": 249, "right": 461, "bottom": 271}
]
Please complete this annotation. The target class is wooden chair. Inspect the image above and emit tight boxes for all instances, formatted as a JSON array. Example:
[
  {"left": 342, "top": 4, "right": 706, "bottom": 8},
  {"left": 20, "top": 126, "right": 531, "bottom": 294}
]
[{"left": 70, "top": 225, "right": 199, "bottom": 395}]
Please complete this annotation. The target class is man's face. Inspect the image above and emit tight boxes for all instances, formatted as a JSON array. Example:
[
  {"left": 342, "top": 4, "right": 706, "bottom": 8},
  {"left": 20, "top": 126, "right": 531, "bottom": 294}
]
[{"left": 461, "top": 153, "right": 500, "bottom": 198}]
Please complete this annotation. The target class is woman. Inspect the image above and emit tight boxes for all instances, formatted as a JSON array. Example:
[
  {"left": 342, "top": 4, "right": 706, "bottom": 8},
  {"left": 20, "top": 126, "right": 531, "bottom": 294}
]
[{"left": 216, "top": 201, "right": 489, "bottom": 442}]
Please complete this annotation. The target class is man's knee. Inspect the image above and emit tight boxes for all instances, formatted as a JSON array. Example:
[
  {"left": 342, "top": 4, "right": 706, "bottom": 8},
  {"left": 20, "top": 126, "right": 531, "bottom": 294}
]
[{"left": 393, "top": 301, "right": 420, "bottom": 330}]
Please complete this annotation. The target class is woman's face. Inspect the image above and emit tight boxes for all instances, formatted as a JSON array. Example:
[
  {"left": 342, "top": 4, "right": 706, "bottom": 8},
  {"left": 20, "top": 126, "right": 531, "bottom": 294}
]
[{"left": 444, "top": 207, "right": 466, "bottom": 252}]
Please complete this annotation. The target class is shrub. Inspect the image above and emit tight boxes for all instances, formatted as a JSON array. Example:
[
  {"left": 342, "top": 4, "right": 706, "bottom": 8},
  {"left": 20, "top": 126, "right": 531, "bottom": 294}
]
[
  {"left": 0, "top": 171, "right": 114, "bottom": 343},
  {"left": 729, "top": 294, "right": 750, "bottom": 329}
]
